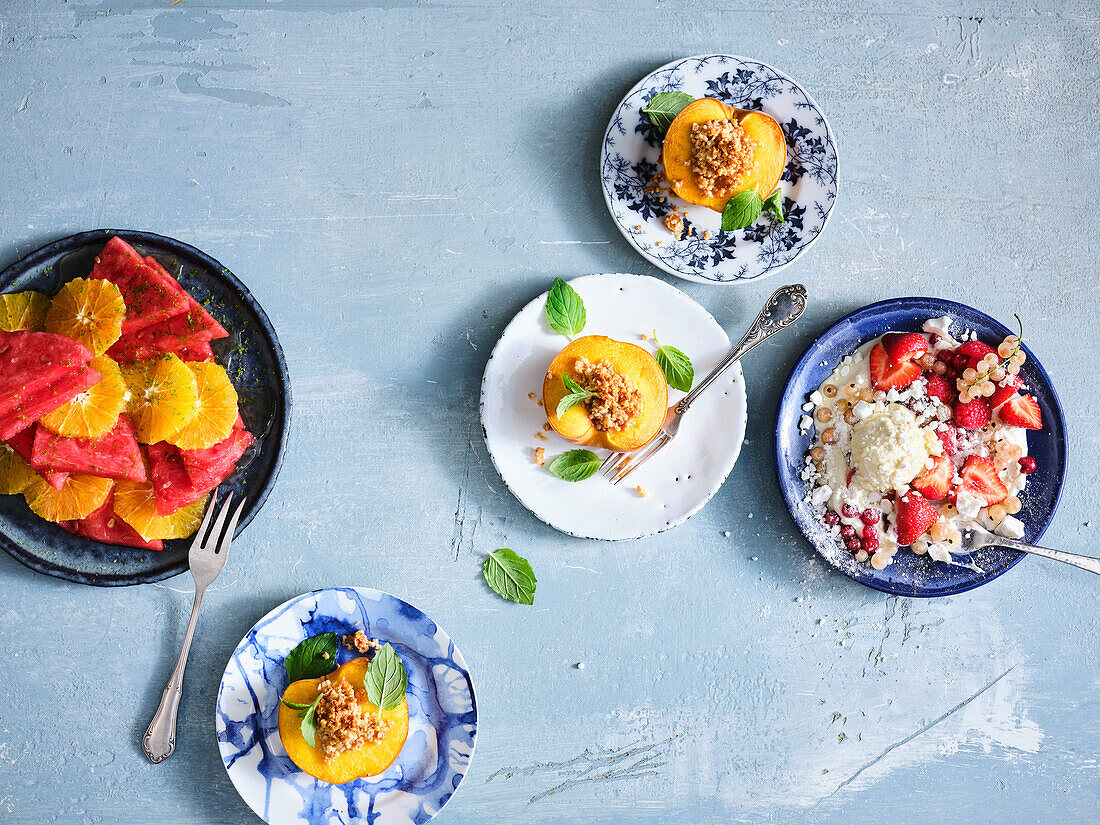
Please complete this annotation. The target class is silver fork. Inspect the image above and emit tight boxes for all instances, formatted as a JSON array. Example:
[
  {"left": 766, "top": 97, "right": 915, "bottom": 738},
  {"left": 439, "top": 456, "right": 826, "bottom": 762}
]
[
  {"left": 143, "top": 493, "right": 248, "bottom": 763},
  {"left": 600, "top": 283, "right": 808, "bottom": 485},
  {"left": 961, "top": 525, "right": 1100, "bottom": 575}
]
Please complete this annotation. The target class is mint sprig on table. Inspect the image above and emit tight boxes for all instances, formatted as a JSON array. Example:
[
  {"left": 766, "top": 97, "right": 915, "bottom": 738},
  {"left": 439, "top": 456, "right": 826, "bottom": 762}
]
[
  {"left": 642, "top": 92, "right": 694, "bottom": 133},
  {"left": 546, "top": 277, "right": 586, "bottom": 338},
  {"left": 556, "top": 373, "right": 596, "bottom": 418},
  {"left": 284, "top": 632, "right": 339, "bottom": 682},
  {"left": 483, "top": 548, "right": 537, "bottom": 605},
  {"left": 547, "top": 448, "right": 600, "bottom": 482},
  {"left": 364, "top": 643, "right": 407, "bottom": 710},
  {"left": 653, "top": 330, "right": 693, "bottom": 392}
]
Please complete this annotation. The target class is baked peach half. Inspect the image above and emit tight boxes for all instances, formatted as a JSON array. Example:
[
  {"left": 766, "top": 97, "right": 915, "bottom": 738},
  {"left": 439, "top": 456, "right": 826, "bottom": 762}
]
[
  {"left": 661, "top": 97, "right": 786, "bottom": 212},
  {"left": 278, "top": 657, "right": 409, "bottom": 784},
  {"left": 543, "top": 335, "right": 667, "bottom": 452}
]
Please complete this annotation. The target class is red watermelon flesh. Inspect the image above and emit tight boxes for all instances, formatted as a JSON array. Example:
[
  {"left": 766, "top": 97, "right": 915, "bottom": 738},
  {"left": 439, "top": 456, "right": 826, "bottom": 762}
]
[
  {"left": 5, "top": 426, "right": 68, "bottom": 490},
  {"left": 147, "top": 441, "right": 209, "bottom": 515},
  {"left": 60, "top": 493, "right": 162, "bottom": 551},
  {"left": 180, "top": 428, "right": 253, "bottom": 492},
  {"left": 31, "top": 415, "right": 146, "bottom": 482},
  {"left": 0, "top": 364, "right": 101, "bottom": 441},
  {"left": 90, "top": 237, "right": 190, "bottom": 336},
  {"left": 144, "top": 256, "right": 228, "bottom": 340},
  {"left": 108, "top": 307, "right": 227, "bottom": 363},
  {"left": 176, "top": 342, "right": 215, "bottom": 362},
  {"left": 0, "top": 330, "right": 93, "bottom": 417}
]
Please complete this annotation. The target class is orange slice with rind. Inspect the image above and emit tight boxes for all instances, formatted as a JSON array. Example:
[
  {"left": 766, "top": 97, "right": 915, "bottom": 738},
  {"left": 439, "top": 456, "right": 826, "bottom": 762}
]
[
  {"left": 38, "top": 355, "right": 127, "bottom": 440},
  {"left": 44, "top": 278, "right": 126, "bottom": 356},
  {"left": 113, "top": 480, "right": 207, "bottom": 540},
  {"left": 0, "top": 442, "right": 37, "bottom": 495},
  {"left": 0, "top": 291, "right": 50, "bottom": 332},
  {"left": 167, "top": 362, "right": 238, "bottom": 450},
  {"left": 121, "top": 354, "right": 199, "bottom": 444},
  {"left": 23, "top": 473, "right": 113, "bottom": 522}
]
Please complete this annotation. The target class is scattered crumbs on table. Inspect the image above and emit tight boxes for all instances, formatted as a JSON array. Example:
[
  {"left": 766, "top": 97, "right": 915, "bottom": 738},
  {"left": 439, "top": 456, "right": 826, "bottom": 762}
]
[
  {"left": 575, "top": 662, "right": 585, "bottom": 670},
  {"left": 723, "top": 530, "right": 730, "bottom": 537},
  {"left": 750, "top": 556, "right": 758, "bottom": 561},
  {"left": 528, "top": 392, "right": 535, "bottom": 400}
]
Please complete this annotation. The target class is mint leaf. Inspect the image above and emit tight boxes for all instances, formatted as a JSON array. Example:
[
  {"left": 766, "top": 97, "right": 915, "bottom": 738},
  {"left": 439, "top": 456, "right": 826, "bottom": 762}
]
[
  {"left": 280, "top": 699, "right": 314, "bottom": 711},
  {"left": 545, "top": 278, "right": 586, "bottom": 338},
  {"left": 556, "top": 373, "right": 596, "bottom": 418},
  {"left": 364, "top": 643, "right": 408, "bottom": 711},
  {"left": 284, "top": 633, "right": 339, "bottom": 683},
  {"left": 298, "top": 695, "right": 320, "bottom": 748},
  {"left": 653, "top": 330, "right": 694, "bottom": 392},
  {"left": 762, "top": 189, "right": 785, "bottom": 223},
  {"left": 642, "top": 91, "right": 694, "bottom": 133},
  {"left": 483, "top": 548, "right": 537, "bottom": 605},
  {"left": 721, "top": 189, "right": 763, "bottom": 232},
  {"left": 547, "top": 449, "right": 601, "bottom": 482}
]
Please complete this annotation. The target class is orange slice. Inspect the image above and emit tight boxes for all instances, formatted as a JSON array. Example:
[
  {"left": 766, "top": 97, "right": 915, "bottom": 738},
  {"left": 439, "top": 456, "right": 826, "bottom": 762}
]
[
  {"left": 44, "top": 277, "right": 126, "bottom": 355},
  {"left": 0, "top": 291, "right": 50, "bottom": 332},
  {"left": 38, "top": 355, "right": 127, "bottom": 439},
  {"left": 0, "top": 442, "right": 37, "bottom": 495},
  {"left": 23, "top": 473, "right": 113, "bottom": 522},
  {"left": 166, "top": 362, "right": 238, "bottom": 450},
  {"left": 121, "top": 354, "right": 199, "bottom": 444},
  {"left": 113, "top": 480, "right": 207, "bottom": 540}
]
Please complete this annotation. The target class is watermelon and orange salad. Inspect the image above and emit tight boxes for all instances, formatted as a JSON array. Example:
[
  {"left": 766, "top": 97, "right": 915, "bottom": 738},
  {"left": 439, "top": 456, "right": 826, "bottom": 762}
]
[{"left": 0, "top": 236, "right": 255, "bottom": 550}]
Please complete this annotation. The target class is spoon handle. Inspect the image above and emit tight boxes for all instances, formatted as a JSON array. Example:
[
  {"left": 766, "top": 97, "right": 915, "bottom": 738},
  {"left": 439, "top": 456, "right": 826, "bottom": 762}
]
[
  {"left": 988, "top": 536, "right": 1100, "bottom": 576},
  {"left": 678, "top": 284, "right": 808, "bottom": 415}
]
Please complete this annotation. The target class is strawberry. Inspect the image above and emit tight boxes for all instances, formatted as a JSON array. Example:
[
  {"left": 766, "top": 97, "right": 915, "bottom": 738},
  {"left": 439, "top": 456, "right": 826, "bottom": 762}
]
[
  {"left": 894, "top": 491, "right": 940, "bottom": 545},
  {"left": 924, "top": 373, "right": 954, "bottom": 404},
  {"left": 935, "top": 427, "right": 956, "bottom": 456},
  {"left": 957, "top": 340, "right": 997, "bottom": 367},
  {"left": 989, "top": 374, "right": 1022, "bottom": 410},
  {"left": 959, "top": 455, "right": 1009, "bottom": 505},
  {"left": 998, "top": 394, "right": 1042, "bottom": 430},
  {"left": 881, "top": 332, "right": 928, "bottom": 363},
  {"left": 911, "top": 454, "right": 952, "bottom": 501},
  {"left": 869, "top": 344, "right": 922, "bottom": 391},
  {"left": 953, "top": 396, "right": 991, "bottom": 430}
]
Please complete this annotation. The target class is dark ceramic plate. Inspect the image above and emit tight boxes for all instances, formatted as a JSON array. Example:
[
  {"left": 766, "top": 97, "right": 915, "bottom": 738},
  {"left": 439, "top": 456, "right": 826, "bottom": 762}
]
[
  {"left": 0, "top": 230, "right": 290, "bottom": 586},
  {"left": 775, "top": 297, "right": 1067, "bottom": 597}
]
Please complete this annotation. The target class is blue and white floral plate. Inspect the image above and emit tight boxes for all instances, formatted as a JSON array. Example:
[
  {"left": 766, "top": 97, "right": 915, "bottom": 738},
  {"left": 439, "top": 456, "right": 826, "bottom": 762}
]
[
  {"left": 600, "top": 55, "right": 839, "bottom": 284},
  {"left": 216, "top": 587, "right": 477, "bottom": 825}
]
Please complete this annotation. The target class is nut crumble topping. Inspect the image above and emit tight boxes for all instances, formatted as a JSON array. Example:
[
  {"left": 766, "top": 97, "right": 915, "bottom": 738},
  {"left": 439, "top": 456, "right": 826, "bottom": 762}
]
[
  {"left": 342, "top": 631, "right": 380, "bottom": 654},
  {"left": 534, "top": 446, "right": 545, "bottom": 466},
  {"left": 314, "top": 677, "right": 392, "bottom": 761},
  {"left": 573, "top": 357, "right": 643, "bottom": 432},
  {"left": 663, "top": 211, "right": 685, "bottom": 238},
  {"left": 689, "top": 119, "right": 756, "bottom": 199}
]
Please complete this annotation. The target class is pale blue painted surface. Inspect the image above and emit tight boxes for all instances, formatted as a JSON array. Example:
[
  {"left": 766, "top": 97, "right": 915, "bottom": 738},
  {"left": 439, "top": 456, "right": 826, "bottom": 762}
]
[{"left": 0, "top": 2, "right": 1097, "bottom": 823}]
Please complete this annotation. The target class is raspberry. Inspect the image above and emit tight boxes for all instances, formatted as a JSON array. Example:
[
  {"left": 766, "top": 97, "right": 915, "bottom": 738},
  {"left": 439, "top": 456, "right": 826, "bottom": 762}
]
[
  {"left": 924, "top": 373, "right": 954, "bottom": 404},
  {"left": 953, "top": 397, "right": 991, "bottom": 430}
]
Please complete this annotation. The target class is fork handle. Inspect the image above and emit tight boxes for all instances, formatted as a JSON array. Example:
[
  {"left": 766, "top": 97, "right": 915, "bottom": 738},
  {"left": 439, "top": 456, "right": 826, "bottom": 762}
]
[
  {"left": 143, "top": 586, "right": 206, "bottom": 763},
  {"left": 677, "top": 283, "right": 808, "bottom": 415},
  {"left": 986, "top": 536, "right": 1100, "bottom": 576}
]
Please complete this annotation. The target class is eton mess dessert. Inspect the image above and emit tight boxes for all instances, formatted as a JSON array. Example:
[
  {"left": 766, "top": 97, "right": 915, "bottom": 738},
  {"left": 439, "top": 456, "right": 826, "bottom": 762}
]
[{"left": 800, "top": 315, "right": 1044, "bottom": 570}]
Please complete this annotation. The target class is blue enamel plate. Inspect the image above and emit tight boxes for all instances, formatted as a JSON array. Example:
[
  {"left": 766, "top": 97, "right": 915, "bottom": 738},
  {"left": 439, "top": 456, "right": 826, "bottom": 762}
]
[
  {"left": 0, "top": 229, "right": 290, "bottom": 586},
  {"left": 216, "top": 587, "right": 478, "bottom": 825},
  {"left": 775, "top": 297, "right": 1067, "bottom": 597}
]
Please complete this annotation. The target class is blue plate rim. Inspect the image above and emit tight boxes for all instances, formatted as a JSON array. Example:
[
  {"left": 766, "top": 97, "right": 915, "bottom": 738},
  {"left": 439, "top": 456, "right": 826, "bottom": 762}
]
[
  {"left": 774, "top": 296, "right": 1068, "bottom": 597},
  {"left": 0, "top": 228, "right": 292, "bottom": 586}
]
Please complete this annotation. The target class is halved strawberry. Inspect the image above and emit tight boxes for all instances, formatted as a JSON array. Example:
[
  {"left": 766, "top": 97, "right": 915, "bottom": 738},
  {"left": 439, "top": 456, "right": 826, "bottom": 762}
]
[
  {"left": 958, "top": 340, "right": 997, "bottom": 367},
  {"left": 870, "top": 344, "right": 922, "bottom": 391},
  {"left": 911, "top": 455, "right": 952, "bottom": 501},
  {"left": 953, "top": 396, "right": 991, "bottom": 430},
  {"left": 881, "top": 332, "right": 928, "bottom": 363},
  {"left": 936, "top": 427, "right": 956, "bottom": 456},
  {"left": 998, "top": 395, "right": 1042, "bottom": 430},
  {"left": 924, "top": 373, "right": 953, "bottom": 404},
  {"left": 959, "top": 455, "right": 1009, "bottom": 505},
  {"left": 989, "top": 374, "right": 1022, "bottom": 410},
  {"left": 894, "top": 491, "right": 940, "bottom": 545}
]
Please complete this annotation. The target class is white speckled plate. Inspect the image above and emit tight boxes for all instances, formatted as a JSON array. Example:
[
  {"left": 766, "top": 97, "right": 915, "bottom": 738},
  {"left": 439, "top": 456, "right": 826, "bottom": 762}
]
[
  {"left": 600, "top": 54, "right": 839, "bottom": 284},
  {"left": 480, "top": 273, "right": 747, "bottom": 540}
]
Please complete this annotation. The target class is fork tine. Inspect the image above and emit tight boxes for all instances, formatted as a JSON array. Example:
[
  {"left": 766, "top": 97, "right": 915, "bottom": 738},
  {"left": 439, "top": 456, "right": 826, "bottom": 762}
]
[
  {"left": 609, "top": 434, "right": 670, "bottom": 485},
  {"left": 215, "top": 496, "right": 248, "bottom": 556},
  {"left": 200, "top": 493, "right": 234, "bottom": 550},
  {"left": 599, "top": 451, "right": 625, "bottom": 479},
  {"left": 190, "top": 493, "right": 223, "bottom": 550}
]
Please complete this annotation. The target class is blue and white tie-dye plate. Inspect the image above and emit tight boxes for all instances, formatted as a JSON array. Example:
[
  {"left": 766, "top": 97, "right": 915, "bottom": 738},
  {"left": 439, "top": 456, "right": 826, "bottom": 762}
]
[{"left": 216, "top": 587, "right": 477, "bottom": 825}]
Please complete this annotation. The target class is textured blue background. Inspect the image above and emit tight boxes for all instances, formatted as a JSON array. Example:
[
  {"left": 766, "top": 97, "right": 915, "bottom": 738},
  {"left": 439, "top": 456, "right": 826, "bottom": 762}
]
[{"left": 0, "top": 2, "right": 1097, "bottom": 824}]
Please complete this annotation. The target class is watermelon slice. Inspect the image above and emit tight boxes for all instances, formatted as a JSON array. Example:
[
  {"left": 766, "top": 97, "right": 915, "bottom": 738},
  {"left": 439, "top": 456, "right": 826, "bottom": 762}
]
[
  {"left": 144, "top": 256, "right": 228, "bottom": 340},
  {"left": 180, "top": 427, "right": 253, "bottom": 491},
  {"left": 108, "top": 308, "right": 227, "bottom": 363},
  {"left": 0, "top": 330, "right": 93, "bottom": 417},
  {"left": 0, "top": 364, "right": 101, "bottom": 441},
  {"left": 31, "top": 415, "right": 146, "bottom": 482},
  {"left": 89, "top": 237, "right": 190, "bottom": 336},
  {"left": 60, "top": 492, "right": 163, "bottom": 551},
  {"left": 176, "top": 342, "right": 215, "bottom": 362},
  {"left": 5, "top": 426, "right": 68, "bottom": 490},
  {"left": 147, "top": 442, "right": 209, "bottom": 515}
]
